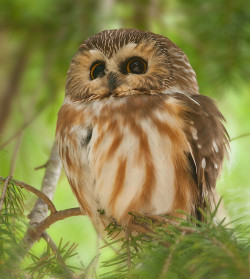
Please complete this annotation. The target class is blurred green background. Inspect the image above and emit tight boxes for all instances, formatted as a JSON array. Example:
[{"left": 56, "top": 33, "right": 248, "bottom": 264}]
[{"left": 0, "top": 0, "right": 250, "bottom": 274}]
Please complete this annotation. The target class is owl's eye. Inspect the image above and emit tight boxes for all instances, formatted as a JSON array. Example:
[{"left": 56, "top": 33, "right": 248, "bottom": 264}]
[
  {"left": 126, "top": 58, "right": 147, "bottom": 74},
  {"left": 90, "top": 62, "right": 105, "bottom": 80}
]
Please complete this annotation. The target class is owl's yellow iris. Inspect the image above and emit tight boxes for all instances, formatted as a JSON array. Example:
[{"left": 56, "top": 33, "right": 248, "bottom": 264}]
[
  {"left": 126, "top": 58, "right": 147, "bottom": 74},
  {"left": 90, "top": 62, "right": 105, "bottom": 80}
]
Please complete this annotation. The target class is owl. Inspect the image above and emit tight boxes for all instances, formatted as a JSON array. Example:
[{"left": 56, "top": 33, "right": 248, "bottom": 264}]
[{"left": 56, "top": 29, "right": 229, "bottom": 232}]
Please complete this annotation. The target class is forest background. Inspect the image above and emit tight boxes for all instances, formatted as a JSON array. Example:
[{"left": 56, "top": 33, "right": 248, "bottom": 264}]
[{"left": 0, "top": 0, "right": 250, "bottom": 277}]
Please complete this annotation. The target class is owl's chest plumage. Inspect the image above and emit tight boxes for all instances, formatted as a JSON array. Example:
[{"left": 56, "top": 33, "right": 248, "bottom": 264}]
[{"left": 56, "top": 95, "right": 197, "bottom": 229}]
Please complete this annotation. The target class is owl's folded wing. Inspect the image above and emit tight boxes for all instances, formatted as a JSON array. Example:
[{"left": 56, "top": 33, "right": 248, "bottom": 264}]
[{"left": 173, "top": 93, "right": 230, "bottom": 218}]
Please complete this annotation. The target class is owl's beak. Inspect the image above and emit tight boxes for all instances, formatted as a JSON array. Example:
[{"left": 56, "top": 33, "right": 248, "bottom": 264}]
[{"left": 107, "top": 72, "right": 119, "bottom": 91}]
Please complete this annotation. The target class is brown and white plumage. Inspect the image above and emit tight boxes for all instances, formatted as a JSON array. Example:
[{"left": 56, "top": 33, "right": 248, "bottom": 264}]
[{"left": 56, "top": 29, "right": 229, "bottom": 232}]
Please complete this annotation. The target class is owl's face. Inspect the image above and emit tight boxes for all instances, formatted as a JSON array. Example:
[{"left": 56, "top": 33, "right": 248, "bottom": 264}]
[{"left": 66, "top": 29, "right": 199, "bottom": 102}]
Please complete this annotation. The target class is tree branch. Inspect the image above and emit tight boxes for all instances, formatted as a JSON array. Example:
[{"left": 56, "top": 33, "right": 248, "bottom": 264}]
[
  {"left": 26, "top": 208, "right": 83, "bottom": 242},
  {"left": 0, "top": 175, "right": 57, "bottom": 215},
  {"left": 0, "top": 143, "right": 84, "bottom": 245},
  {"left": 12, "top": 178, "right": 57, "bottom": 214},
  {"left": 230, "top": 133, "right": 250, "bottom": 142},
  {"left": 9, "top": 132, "right": 23, "bottom": 176},
  {"left": 28, "top": 141, "right": 62, "bottom": 226},
  {"left": 0, "top": 107, "right": 45, "bottom": 149}
]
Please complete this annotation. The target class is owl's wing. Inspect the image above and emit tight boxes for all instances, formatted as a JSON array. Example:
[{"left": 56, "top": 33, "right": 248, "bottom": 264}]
[
  {"left": 173, "top": 93, "right": 230, "bottom": 219},
  {"left": 56, "top": 103, "right": 102, "bottom": 229}
]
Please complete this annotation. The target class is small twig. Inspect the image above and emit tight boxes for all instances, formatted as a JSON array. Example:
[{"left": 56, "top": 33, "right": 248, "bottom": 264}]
[
  {"left": 9, "top": 132, "right": 23, "bottom": 176},
  {"left": 100, "top": 237, "right": 120, "bottom": 255},
  {"left": 230, "top": 133, "right": 250, "bottom": 142},
  {"left": 0, "top": 107, "right": 45, "bottom": 149},
  {"left": 34, "top": 161, "right": 49, "bottom": 171},
  {"left": 0, "top": 176, "right": 12, "bottom": 213}
]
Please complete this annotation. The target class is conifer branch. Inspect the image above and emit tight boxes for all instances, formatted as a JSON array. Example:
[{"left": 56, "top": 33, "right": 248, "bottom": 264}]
[
  {"left": 41, "top": 232, "right": 76, "bottom": 279},
  {"left": 3, "top": 142, "right": 63, "bottom": 271},
  {"left": 159, "top": 232, "right": 184, "bottom": 279},
  {"left": 0, "top": 177, "right": 57, "bottom": 214},
  {"left": 130, "top": 212, "right": 197, "bottom": 235},
  {"left": 0, "top": 175, "right": 12, "bottom": 212}
]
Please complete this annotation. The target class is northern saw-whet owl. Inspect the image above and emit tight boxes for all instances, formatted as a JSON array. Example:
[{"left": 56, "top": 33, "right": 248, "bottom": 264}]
[{"left": 56, "top": 29, "right": 229, "bottom": 233}]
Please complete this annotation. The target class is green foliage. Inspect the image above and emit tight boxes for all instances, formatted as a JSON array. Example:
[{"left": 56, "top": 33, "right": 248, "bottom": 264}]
[
  {"left": 0, "top": 177, "right": 25, "bottom": 218},
  {"left": 101, "top": 213, "right": 250, "bottom": 279},
  {"left": 0, "top": 178, "right": 26, "bottom": 262},
  {"left": 177, "top": 0, "right": 250, "bottom": 95},
  {"left": 0, "top": 178, "right": 28, "bottom": 278},
  {"left": 27, "top": 239, "right": 82, "bottom": 278},
  {"left": 0, "top": 178, "right": 87, "bottom": 279}
]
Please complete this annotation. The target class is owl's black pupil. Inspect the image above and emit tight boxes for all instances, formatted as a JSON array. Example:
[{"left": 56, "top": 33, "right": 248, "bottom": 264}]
[
  {"left": 91, "top": 63, "right": 105, "bottom": 79},
  {"left": 129, "top": 60, "right": 146, "bottom": 74}
]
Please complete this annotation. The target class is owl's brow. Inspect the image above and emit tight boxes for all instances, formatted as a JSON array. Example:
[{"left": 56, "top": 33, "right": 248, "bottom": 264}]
[{"left": 79, "top": 43, "right": 89, "bottom": 51}]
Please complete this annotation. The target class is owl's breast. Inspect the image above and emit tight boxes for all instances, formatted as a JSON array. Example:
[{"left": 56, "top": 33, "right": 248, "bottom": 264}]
[
  {"left": 56, "top": 96, "right": 197, "bottom": 227},
  {"left": 85, "top": 96, "right": 196, "bottom": 225}
]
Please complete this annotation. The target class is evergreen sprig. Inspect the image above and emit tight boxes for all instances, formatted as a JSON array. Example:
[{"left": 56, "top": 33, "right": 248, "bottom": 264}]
[
  {"left": 0, "top": 178, "right": 27, "bottom": 274},
  {"left": 27, "top": 239, "right": 82, "bottom": 278},
  {"left": 0, "top": 177, "right": 85, "bottom": 279},
  {"left": 101, "top": 212, "right": 250, "bottom": 279},
  {"left": 0, "top": 177, "right": 25, "bottom": 220}
]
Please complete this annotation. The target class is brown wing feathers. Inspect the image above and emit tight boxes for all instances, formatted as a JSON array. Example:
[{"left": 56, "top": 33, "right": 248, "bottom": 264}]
[{"left": 174, "top": 93, "right": 230, "bottom": 219}]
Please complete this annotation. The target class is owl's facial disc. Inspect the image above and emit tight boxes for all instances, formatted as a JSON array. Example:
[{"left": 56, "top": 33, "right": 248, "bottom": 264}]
[
  {"left": 65, "top": 29, "right": 199, "bottom": 102},
  {"left": 66, "top": 41, "right": 171, "bottom": 101}
]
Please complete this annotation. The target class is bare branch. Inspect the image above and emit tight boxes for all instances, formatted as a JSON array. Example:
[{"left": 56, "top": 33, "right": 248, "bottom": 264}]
[
  {"left": 100, "top": 237, "right": 120, "bottom": 255},
  {"left": 0, "top": 106, "right": 46, "bottom": 149},
  {"left": 34, "top": 161, "right": 49, "bottom": 171},
  {"left": 15, "top": 178, "right": 57, "bottom": 214},
  {"left": 230, "top": 133, "right": 250, "bottom": 142},
  {"left": 28, "top": 141, "right": 62, "bottom": 226},
  {"left": 26, "top": 208, "right": 83, "bottom": 243},
  {"left": 9, "top": 133, "right": 23, "bottom": 176}
]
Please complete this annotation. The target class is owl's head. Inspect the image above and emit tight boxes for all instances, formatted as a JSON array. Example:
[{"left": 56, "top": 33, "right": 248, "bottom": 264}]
[{"left": 66, "top": 29, "right": 199, "bottom": 102}]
